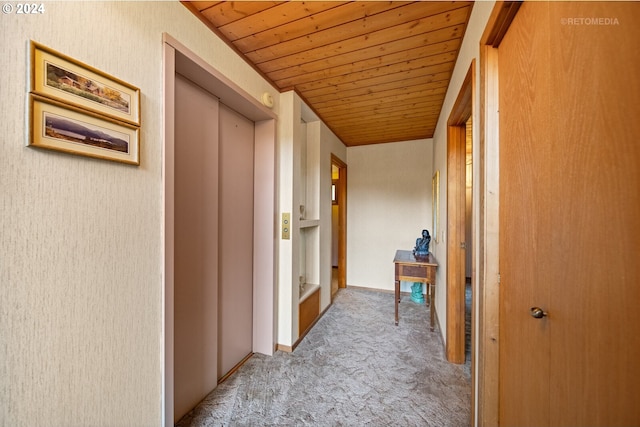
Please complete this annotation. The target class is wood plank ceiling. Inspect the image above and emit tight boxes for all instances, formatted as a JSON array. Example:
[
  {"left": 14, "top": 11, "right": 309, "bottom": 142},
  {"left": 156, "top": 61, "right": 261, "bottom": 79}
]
[{"left": 183, "top": 1, "right": 474, "bottom": 146}]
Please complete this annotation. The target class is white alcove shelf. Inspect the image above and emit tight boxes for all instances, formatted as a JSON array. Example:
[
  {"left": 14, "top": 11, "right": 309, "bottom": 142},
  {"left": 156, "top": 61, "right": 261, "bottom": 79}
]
[
  {"left": 299, "top": 219, "right": 319, "bottom": 228},
  {"left": 296, "top": 115, "right": 321, "bottom": 340}
]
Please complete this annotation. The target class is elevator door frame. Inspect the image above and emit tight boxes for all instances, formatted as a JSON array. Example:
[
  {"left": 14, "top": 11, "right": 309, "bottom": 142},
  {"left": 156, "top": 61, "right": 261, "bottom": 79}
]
[{"left": 162, "top": 33, "right": 277, "bottom": 426}]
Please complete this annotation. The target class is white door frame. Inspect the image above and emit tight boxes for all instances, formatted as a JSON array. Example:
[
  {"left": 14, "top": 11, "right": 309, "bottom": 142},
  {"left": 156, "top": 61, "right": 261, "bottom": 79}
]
[{"left": 162, "top": 33, "right": 277, "bottom": 426}]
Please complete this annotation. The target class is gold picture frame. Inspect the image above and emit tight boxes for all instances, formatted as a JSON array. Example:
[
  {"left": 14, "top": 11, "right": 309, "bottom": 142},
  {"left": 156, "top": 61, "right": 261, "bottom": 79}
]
[
  {"left": 432, "top": 170, "right": 440, "bottom": 243},
  {"left": 30, "top": 41, "right": 140, "bottom": 126},
  {"left": 29, "top": 94, "right": 140, "bottom": 165}
]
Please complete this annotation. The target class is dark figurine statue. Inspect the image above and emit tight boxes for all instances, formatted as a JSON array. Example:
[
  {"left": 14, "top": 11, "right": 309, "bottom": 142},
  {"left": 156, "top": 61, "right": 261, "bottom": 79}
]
[{"left": 413, "top": 229, "right": 431, "bottom": 258}]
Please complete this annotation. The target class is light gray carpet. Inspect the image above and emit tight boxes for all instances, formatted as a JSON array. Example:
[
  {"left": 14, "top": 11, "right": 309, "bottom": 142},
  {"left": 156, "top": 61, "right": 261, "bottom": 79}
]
[{"left": 177, "top": 288, "right": 471, "bottom": 426}]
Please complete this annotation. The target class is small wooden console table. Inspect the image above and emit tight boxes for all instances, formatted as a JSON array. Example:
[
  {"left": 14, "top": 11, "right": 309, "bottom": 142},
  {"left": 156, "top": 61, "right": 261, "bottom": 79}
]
[{"left": 393, "top": 250, "right": 438, "bottom": 331}]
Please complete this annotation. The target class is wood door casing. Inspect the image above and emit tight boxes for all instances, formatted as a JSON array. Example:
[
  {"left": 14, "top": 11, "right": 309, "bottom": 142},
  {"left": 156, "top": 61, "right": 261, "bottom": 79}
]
[
  {"left": 446, "top": 63, "right": 474, "bottom": 365},
  {"left": 331, "top": 154, "right": 347, "bottom": 291},
  {"left": 498, "top": 2, "right": 640, "bottom": 425},
  {"left": 446, "top": 123, "right": 467, "bottom": 365}
]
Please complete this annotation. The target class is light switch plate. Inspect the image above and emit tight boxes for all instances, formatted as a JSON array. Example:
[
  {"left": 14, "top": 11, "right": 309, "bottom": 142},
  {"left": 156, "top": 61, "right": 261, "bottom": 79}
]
[{"left": 282, "top": 213, "right": 290, "bottom": 240}]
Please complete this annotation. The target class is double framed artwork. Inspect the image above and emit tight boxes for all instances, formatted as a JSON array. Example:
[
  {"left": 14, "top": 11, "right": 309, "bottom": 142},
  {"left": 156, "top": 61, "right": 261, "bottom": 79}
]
[{"left": 28, "top": 41, "right": 141, "bottom": 165}]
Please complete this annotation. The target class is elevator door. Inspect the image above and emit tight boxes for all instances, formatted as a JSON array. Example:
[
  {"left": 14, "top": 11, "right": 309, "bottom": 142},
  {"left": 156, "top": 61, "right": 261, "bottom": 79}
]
[
  {"left": 174, "top": 75, "right": 256, "bottom": 421},
  {"left": 174, "top": 73, "right": 220, "bottom": 421},
  {"left": 218, "top": 103, "right": 255, "bottom": 379}
]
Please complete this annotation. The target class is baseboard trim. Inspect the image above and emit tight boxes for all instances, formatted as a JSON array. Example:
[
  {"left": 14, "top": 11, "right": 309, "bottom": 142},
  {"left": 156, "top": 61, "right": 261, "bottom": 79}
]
[
  {"left": 218, "top": 352, "right": 253, "bottom": 384},
  {"left": 434, "top": 306, "right": 445, "bottom": 349},
  {"left": 347, "top": 284, "right": 412, "bottom": 296},
  {"left": 276, "top": 344, "right": 293, "bottom": 353}
]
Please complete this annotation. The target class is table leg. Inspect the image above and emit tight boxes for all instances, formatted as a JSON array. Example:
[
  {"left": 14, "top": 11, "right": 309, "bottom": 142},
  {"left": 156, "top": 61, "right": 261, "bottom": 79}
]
[
  {"left": 426, "top": 283, "right": 430, "bottom": 308},
  {"left": 429, "top": 282, "right": 435, "bottom": 332},
  {"left": 395, "top": 279, "right": 400, "bottom": 325}
]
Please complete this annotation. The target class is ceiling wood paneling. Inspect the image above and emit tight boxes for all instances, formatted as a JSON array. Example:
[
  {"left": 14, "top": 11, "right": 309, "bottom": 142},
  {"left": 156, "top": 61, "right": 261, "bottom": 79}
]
[{"left": 183, "top": 1, "right": 474, "bottom": 146}]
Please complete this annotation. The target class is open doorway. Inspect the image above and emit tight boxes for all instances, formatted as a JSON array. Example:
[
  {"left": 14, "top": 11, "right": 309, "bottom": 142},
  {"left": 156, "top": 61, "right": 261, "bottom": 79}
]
[
  {"left": 446, "top": 61, "right": 475, "bottom": 370},
  {"left": 464, "top": 117, "right": 473, "bottom": 365},
  {"left": 331, "top": 154, "right": 347, "bottom": 300}
]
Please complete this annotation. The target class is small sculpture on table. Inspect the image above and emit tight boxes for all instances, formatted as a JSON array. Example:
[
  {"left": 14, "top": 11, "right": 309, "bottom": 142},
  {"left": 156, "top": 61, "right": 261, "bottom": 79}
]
[
  {"left": 411, "top": 229, "right": 431, "bottom": 304},
  {"left": 413, "top": 229, "right": 431, "bottom": 258}
]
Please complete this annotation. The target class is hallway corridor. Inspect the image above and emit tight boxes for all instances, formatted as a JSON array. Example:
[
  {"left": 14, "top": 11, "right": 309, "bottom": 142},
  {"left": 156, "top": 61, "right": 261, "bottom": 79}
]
[{"left": 177, "top": 288, "right": 470, "bottom": 426}]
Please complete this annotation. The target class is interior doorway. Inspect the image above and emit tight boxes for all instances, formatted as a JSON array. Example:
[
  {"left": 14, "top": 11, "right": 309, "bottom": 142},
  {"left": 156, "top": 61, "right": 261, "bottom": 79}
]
[
  {"left": 446, "top": 61, "right": 475, "bottom": 369},
  {"left": 464, "top": 117, "right": 473, "bottom": 365},
  {"left": 331, "top": 154, "right": 347, "bottom": 299}
]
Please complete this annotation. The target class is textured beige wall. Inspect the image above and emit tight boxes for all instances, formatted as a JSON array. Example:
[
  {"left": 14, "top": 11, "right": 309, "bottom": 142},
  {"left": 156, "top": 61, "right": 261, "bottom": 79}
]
[
  {"left": 427, "top": 3, "right": 495, "bottom": 424},
  {"left": 0, "top": 2, "right": 277, "bottom": 425},
  {"left": 276, "top": 91, "right": 298, "bottom": 347},
  {"left": 346, "top": 139, "right": 433, "bottom": 292},
  {"left": 430, "top": 0, "right": 495, "bottom": 347}
]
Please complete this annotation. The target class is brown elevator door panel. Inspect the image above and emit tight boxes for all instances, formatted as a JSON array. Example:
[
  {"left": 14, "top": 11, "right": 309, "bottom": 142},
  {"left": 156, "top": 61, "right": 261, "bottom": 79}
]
[
  {"left": 218, "top": 103, "right": 255, "bottom": 380},
  {"left": 174, "top": 73, "right": 220, "bottom": 422}
]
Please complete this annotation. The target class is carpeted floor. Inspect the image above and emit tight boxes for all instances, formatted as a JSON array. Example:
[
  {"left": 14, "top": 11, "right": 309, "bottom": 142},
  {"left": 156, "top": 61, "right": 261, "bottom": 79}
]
[{"left": 176, "top": 288, "right": 471, "bottom": 426}]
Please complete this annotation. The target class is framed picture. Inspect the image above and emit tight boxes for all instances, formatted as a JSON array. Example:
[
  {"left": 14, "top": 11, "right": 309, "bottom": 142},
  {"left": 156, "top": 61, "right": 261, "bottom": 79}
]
[
  {"left": 29, "top": 94, "right": 140, "bottom": 165},
  {"left": 432, "top": 170, "right": 440, "bottom": 243},
  {"left": 30, "top": 41, "right": 140, "bottom": 126}
]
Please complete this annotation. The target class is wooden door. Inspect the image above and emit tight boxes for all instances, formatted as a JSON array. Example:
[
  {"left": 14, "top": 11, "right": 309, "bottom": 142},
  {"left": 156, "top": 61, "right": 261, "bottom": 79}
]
[
  {"left": 218, "top": 103, "right": 255, "bottom": 379},
  {"left": 547, "top": 3, "right": 640, "bottom": 425},
  {"left": 498, "top": 2, "right": 553, "bottom": 423},
  {"left": 499, "top": 2, "right": 640, "bottom": 425}
]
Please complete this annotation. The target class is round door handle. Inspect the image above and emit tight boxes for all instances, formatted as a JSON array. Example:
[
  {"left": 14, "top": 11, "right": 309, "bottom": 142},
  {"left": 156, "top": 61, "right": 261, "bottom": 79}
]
[{"left": 530, "top": 307, "right": 548, "bottom": 319}]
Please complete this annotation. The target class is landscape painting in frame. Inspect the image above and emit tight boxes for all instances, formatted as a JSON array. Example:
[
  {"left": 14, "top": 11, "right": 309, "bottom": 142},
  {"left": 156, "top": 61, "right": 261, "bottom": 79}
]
[
  {"left": 30, "top": 94, "right": 140, "bottom": 165},
  {"left": 31, "top": 41, "right": 140, "bottom": 126}
]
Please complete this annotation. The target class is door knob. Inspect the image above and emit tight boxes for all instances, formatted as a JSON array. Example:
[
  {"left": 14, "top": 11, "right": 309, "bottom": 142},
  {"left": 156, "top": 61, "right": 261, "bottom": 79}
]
[{"left": 530, "top": 307, "right": 548, "bottom": 319}]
